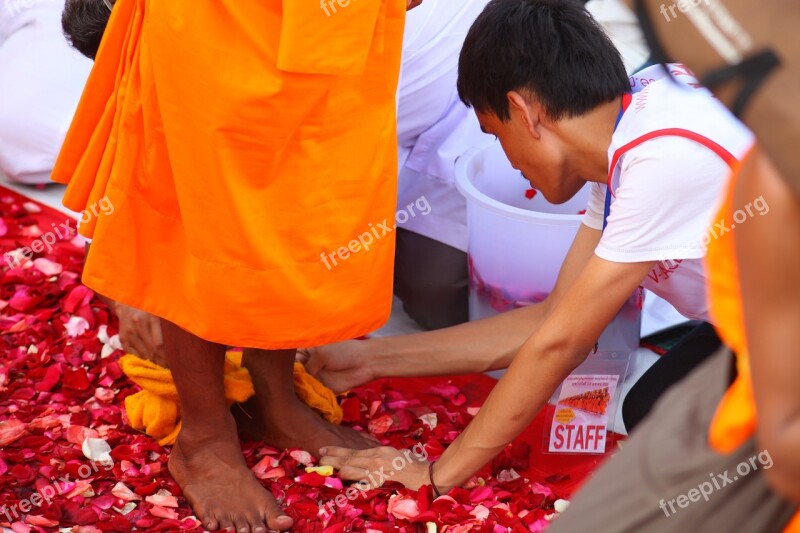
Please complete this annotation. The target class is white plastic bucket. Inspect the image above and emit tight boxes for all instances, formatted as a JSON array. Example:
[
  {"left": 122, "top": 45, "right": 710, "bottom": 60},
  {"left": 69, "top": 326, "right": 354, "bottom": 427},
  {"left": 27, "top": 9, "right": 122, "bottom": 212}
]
[{"left": 455, "top": 141, "right": 640, "bottom": 352}]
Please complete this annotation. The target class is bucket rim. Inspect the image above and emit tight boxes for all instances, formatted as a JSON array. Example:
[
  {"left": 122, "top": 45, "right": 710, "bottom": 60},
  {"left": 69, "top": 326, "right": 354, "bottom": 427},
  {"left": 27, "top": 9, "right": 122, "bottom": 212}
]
[{"left": 455, "top": 143, "right": 586, "bottom": 225}]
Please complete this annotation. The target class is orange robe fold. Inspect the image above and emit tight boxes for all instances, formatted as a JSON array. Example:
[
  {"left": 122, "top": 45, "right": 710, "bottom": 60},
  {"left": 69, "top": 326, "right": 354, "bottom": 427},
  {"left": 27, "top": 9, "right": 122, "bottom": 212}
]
[
  {"left": 119, "top": 353, "right": 342, "bottom": 446},
  {"left": 53, "top": 0, "right": 406, "bottom": 348}
]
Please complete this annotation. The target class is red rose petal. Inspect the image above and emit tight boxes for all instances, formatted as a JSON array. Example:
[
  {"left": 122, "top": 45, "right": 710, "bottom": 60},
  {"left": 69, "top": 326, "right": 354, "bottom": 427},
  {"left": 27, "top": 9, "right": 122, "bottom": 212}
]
[
  {"left": 368, "top": 414, "right": 394, "bottom": 435},
  {"left": 35, "top": 364, "right": 62, "bottom": 392},
  {"left": 0, "top": 193, "right": 591, "bottom": 533},
  {"left": 62, "top": 367, "right": 91, "bottom": 391}
]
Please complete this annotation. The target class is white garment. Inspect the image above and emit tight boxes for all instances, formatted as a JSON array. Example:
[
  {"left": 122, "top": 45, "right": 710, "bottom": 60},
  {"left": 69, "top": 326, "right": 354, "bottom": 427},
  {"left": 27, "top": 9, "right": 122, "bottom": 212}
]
[
  {"left": 396, "top": 0, "right": 651, "bottom": 252},
  {"left": 395, "top": 0, "right": 492, "bottom": 251},
  {"left": 583, "top": 64, "right": 755, "bottom": 322},
  {"left": 0, "top": 0, "right": 92, "bottom": 184},
  {"left": 585, "top": 0, "right": 650, "bottom": 73}
]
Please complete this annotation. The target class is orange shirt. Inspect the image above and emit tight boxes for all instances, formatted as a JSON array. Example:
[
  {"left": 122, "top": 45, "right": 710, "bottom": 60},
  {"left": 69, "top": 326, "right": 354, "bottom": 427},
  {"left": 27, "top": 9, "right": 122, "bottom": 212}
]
[{"left": 707, "top": 149, "right": 800, "bottom": 532}]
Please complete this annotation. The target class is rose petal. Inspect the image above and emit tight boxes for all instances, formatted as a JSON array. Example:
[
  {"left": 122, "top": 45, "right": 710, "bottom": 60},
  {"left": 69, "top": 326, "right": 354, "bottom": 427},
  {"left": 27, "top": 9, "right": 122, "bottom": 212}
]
[
  {"left": 65, "top": 316, "right": 91, "bottom": 337},
  {"left": 149, "top": 505, "right": 179, "bottom": 520},
  {"left": 81, "top": 437, "right": 114, "bottom": 466},
  {"left": 387, "top": 495, "right": 420, "bottom": 520},
  {"left": 66, "top": 425, "right": 99, "bottom": 445},
  {"left": 306, "top": 465, "right": 334, "bottom": 476},
  {"left": 25, "top": 515, "right": 59, "bottom": 527},
  {"left": 146, "top": 491, "right": 179, "bottom": 508},
  {"left": 10, "top": 522, "right": 31, "bottom": 533},
  {"left": 289, "top": 449, "right": 314, "bottom": 466},
  {"left": 0, "top": 418, "right": 27, "bottom": 446},
  {"left": 368, "top": 414, "right": 394, "bottom": 435},
  {"left": 32, "top": 258, "right": 63, "bottom": 276}
]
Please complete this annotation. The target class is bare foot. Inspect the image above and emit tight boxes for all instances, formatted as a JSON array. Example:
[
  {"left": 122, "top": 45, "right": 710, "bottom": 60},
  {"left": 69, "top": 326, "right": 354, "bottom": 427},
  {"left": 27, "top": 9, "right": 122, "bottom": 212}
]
[
  {"left": 234, "top": 395, "right": 380, "bottom": 455},
  {"left": 169, "top": 416, "right": 294, "bottom": 532}
]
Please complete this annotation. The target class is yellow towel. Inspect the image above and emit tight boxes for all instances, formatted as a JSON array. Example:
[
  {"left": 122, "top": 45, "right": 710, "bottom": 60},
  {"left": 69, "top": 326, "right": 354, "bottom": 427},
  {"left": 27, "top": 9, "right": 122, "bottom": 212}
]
[{"left": 120, "top": 352, "right": 342, "bottom": 446}]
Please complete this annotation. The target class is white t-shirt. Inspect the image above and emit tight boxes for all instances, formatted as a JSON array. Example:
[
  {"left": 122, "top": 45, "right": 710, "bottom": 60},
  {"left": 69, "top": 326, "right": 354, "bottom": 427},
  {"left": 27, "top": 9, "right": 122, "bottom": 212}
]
[
  {"left": 396, "top": 0, "right": 651, "bottom": 251},
  {"left": 583, "top": 65, "right": 755, "bottom": 322},
  {"left": 0, "top": 0, "right": 92, "bottom": 184}
]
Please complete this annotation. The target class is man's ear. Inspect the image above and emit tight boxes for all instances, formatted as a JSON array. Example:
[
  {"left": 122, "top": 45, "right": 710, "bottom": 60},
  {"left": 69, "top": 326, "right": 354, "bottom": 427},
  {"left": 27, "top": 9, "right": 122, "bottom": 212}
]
[{"left": 507, "top": 91, "right": 540, "bottom": 139}]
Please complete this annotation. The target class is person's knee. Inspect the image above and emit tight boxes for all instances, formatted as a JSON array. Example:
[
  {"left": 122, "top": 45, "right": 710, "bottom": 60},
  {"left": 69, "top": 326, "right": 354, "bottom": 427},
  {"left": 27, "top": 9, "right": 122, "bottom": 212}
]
[{"left": 396, "top": 280, "right": 468, "bottom": 330}]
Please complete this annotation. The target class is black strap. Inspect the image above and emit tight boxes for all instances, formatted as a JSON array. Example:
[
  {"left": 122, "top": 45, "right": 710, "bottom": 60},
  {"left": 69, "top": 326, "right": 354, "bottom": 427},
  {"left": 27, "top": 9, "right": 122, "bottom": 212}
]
[
  {"left": 633, "top": 0, "right": 782, "bottom": 118},
  {"left": 701, "top": 50, "right": 782, "bottom": 117}
]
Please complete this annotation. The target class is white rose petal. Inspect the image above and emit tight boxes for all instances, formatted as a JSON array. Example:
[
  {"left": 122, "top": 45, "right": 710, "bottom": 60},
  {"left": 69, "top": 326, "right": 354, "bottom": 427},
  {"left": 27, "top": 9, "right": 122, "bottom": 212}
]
[
  {"left": 113, "top": 502, "right": 137, "bottom": 515},
  {"left": 81, "top": 437, "right": 114, "bottom": 466},
  {"left": 97, "top": 325, "right": 110, "bottom": 344},
  {"left": 23, "top": 201, "right": 42, "bottom": 213},
  {"left": 65, "top": 316, "right": 91, "bottom": 337},
  {"left": 419, "top": 413, "right": 437, "bottom": 430}
]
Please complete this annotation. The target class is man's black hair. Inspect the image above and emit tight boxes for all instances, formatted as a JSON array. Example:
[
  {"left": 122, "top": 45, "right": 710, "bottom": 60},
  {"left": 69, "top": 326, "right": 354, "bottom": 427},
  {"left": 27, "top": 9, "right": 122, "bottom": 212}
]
[
  {"left": 457, "top": 0, "right": 630, "bottom": 121},
  {"left": 62, "top": 0, "right": 111, "bottom": 60}
]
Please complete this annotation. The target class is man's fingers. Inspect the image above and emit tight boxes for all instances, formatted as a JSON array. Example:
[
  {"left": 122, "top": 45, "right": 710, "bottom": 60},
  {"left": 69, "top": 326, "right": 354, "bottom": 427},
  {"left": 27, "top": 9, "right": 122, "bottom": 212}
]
[
  {"left": 319, "top": 447, "right": 376, "bottom": 472},
  {"left": 295, "top": 349, "right": 310, "bottom": 365},
  {"left": 337, "top": 465, "right": 373, "bottom": 482},
  {"left": 305, "top": 349, "right": 324, "bottom": 375},
  {"left": 149, "top": 317, "right": 164, "bottom": 355},
  {"left": 320, "top": 446, "right": 377, "bottom": 458}
]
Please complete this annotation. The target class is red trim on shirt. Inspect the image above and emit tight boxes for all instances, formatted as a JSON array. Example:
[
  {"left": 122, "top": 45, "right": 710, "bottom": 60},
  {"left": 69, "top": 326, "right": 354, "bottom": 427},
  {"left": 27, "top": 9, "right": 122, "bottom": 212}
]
[
  {"left": 607, "top": 128, "right": 738, "bottom": 198},
  {"left": 621, "top": 93, "right": 633, "bottom": 114}
]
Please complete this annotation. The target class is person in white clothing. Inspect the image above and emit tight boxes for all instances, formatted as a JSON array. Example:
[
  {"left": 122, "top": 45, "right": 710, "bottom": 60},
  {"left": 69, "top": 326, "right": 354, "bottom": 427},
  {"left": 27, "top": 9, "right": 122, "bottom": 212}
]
[
  {"left": 0, "top": 0, "right": 92, "bottom": 184},
  {"left": 392, "top": 0, "right": 493, "bottom": 329},
  {"left": 393, "top": 0, "right": 654, "bottom": 330},
  {"left": 309, "top": 0, "right": 755, "bottom": 494}
]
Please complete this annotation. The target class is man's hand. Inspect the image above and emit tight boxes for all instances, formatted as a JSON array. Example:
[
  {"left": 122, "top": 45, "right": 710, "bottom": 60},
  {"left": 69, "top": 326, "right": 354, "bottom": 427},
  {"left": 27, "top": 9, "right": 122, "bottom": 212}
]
[
  {"left": 300, "top": 341, "right": 374, "bottom": 393},
  {"left": 319, "top": 445, "right": 430, "bottom": 490},
  {"left": 113, "top": 302, "right": 166, "bottom": 366},
  {"left": 407, "top": 0, "right": 423, "bottom": 11}
]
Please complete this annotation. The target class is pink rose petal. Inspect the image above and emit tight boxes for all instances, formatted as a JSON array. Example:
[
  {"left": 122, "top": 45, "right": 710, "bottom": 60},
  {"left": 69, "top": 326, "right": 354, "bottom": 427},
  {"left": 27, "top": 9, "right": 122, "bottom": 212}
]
[
  {"left": 32, "top": 257, "right": 63, "bottom": 276},
  {"left": 65, "top": 316, "right": 91, "bottom": 337},
  {"left": 289, "top": 449, "right": 314, "bottom": 466},
  {"left": 388, "top": 495, "right": 420, "bottom": 520},
  {"left": 111, "top": 482, "right": 142, "bottom": 501},
  {"left": 149, "top": 505, "right": 179, "bottom": 519},
  {"left": 25, "top": 515, "right": 59, "bottom": 527},
  {"left": 146, "top": 492, "right": 179, "bottom": 508}
]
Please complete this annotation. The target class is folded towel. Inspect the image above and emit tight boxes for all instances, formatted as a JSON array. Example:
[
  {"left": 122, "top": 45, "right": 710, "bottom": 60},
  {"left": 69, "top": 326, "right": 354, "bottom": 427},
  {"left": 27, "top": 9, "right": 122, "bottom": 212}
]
[{"left": 119, "top": 352, "right": 342, "bottom": 445}]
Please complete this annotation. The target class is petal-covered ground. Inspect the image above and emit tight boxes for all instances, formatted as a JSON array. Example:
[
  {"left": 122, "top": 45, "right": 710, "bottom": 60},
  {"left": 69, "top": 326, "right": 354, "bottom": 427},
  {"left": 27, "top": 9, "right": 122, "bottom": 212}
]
[{"left": 0, "top": 187, "right": 619, "bottom": 532}]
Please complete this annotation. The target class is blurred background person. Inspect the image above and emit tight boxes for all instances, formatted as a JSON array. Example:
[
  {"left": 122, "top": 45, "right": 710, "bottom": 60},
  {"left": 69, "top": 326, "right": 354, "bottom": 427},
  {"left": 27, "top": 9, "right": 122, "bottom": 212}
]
[{"left": 0, "top": 0, "right": 91, "bottom": 186}]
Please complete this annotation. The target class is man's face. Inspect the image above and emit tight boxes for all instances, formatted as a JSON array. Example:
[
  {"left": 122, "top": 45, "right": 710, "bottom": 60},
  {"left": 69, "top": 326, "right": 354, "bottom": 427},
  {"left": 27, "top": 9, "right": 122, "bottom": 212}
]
[{"left": 475, "top": 106, "right": 583, "bottom": 205}]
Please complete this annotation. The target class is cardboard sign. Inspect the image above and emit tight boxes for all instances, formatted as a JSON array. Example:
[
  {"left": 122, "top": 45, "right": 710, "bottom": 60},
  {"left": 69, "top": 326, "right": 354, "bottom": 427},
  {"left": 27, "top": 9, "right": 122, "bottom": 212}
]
[{"left": 548, "top": 374, "right": 619, "bottom": 454}]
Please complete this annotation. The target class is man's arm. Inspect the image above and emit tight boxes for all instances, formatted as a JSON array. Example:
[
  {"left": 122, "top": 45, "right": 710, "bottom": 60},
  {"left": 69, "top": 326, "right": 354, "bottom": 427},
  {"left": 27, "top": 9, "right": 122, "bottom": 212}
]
[
  {"left": 321, "top": 255, "right": 654, "bottom": 488},
  {"left": 735, "top": 150, "right": 800, "bottom": 503},
  {"left": 431, "top": 255, "right": 653, "bottom": 490},
  {"left": 306, "top": 223, "right": 603, "bottom": 390}
]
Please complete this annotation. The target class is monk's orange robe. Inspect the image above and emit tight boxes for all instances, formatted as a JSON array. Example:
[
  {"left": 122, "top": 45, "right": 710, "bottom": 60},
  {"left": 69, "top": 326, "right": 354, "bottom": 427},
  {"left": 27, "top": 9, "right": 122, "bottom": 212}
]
[
  {"left": 706, "top": 150, "right": 800, "bottom": 532},
  {"left": 52, "top": 0, "right": 407, "bottom": 348}
]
